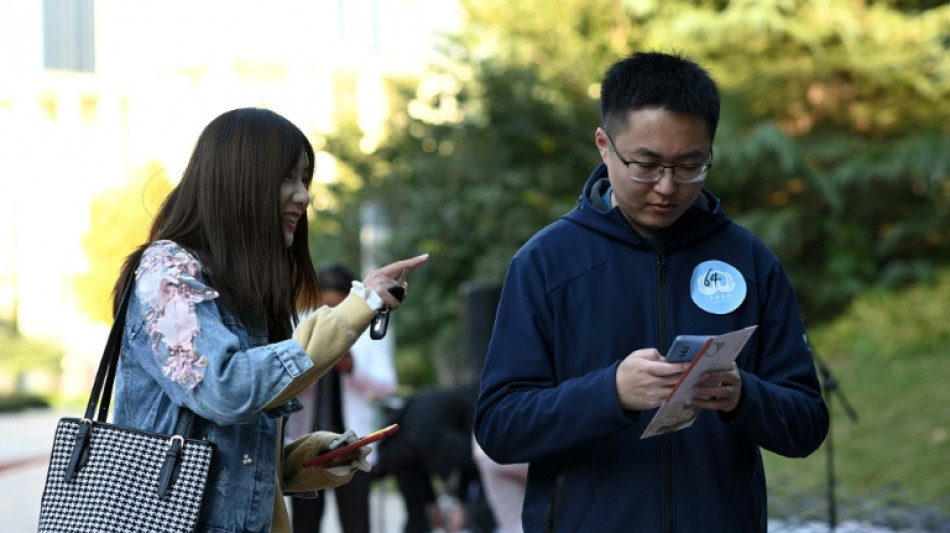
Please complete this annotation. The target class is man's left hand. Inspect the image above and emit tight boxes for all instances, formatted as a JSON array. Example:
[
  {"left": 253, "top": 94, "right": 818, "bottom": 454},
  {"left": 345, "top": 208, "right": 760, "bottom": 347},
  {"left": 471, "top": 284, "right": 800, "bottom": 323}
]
[{"left": 691, "top": 363, "right": 742, "bottom": 413}]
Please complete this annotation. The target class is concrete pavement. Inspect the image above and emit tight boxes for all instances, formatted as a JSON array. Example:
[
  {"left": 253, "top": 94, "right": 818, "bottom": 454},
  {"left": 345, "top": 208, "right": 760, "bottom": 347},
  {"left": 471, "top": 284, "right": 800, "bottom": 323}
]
[
  {"left": 2, "top": 409, "right": 925, "bottom": 533},
  {"left": 0, "top": 408, "right": 409, "bottom": 533},
  {"left": 0, "top": 407, "right": 63, "bottom": 532}
]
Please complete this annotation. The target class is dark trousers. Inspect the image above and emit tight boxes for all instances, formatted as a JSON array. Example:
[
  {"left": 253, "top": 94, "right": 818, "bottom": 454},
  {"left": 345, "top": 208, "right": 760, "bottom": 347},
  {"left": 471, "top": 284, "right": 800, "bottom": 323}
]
[
  {"left": 291, "top": 470, "right": 372, "bottom": 533},
  {"left": 392, "top": 466, "right": 437, "bottom": 533}
]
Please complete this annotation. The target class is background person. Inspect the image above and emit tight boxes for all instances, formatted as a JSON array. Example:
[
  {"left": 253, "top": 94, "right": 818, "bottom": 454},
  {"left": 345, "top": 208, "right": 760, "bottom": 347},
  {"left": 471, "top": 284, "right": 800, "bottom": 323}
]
[
  {"left": 111, "top": 107, "right": 427, "bottom": 533},
  {"left": 374, "top": 383, "right": 495, "bottom": 533},
  {"left": 473, "top": 51, "right": 828, "bottom": 532},
  {"left": 472, "top": 439, "right": 527, "bottom": 533},
  {"left": 288, "top": 263, "right": 398, "bottom": 533}
]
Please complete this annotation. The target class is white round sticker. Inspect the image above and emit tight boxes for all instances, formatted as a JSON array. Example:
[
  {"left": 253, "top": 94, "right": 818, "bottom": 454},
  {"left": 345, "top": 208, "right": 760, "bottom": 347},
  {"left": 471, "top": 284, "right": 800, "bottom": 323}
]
[{"left": 690, "top": 260, "right": 747, "bottom": 314}]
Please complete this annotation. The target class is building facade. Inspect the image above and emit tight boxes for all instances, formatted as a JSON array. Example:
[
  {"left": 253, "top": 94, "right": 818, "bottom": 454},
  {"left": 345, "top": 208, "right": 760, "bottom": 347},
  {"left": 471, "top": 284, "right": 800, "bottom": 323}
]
[{"left": 0, "top": 0, "right": 460, "bottom": 399}]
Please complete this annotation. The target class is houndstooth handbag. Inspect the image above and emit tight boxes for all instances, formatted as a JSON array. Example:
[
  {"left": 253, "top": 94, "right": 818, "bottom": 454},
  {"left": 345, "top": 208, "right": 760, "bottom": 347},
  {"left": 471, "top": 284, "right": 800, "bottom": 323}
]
[{"left": 37, "top": 280, "right": 215, "bottom": 533}]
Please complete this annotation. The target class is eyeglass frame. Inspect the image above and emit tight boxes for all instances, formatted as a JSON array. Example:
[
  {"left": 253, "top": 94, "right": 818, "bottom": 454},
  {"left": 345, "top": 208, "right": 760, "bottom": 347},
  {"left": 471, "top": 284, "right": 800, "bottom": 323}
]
[{"left": 603, "top": 129, "right": 714, "bottom": 184}]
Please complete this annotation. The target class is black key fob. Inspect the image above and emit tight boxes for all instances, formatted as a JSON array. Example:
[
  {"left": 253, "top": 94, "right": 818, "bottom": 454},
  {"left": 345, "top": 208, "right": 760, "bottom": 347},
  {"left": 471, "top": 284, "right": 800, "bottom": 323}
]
[{"left": 370, "top": 272, "right": 408, "bottom": 340}]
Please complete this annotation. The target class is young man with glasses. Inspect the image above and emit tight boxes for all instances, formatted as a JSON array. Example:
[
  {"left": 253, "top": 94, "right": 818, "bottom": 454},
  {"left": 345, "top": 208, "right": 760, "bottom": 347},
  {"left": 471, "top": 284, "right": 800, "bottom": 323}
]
[{"left": 474, "top": 51, "right": 828, "bottom": 532}]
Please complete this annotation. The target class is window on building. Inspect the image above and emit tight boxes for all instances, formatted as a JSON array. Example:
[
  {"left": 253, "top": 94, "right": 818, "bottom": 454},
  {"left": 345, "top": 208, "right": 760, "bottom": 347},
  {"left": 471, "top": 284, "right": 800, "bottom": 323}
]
[{"left": 43, "top": 0, "right": 95, "bottom": 72}]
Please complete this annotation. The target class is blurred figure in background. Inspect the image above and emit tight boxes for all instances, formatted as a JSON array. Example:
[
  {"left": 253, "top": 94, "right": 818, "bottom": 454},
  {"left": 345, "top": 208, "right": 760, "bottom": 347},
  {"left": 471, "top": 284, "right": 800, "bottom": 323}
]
[
  {"left": 472, "top": 439, "right": 527, "bottom": 533},
  {"left": 288, "top": 264, "right": 398, "bottom": 533},
  {"left": 374, "top": 383, "right": 495, "bottom": 533}
]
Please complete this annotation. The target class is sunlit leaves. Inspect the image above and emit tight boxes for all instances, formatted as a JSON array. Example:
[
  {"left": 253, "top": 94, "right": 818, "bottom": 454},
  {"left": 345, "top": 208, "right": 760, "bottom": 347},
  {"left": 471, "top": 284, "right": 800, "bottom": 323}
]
[{"left": 73, "top": 163, "right": 172, "bottom": 324}]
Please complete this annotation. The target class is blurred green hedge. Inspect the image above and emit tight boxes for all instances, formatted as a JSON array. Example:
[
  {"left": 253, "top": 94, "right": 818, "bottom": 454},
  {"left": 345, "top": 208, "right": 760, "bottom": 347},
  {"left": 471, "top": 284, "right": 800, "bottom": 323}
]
[{"left": 0, "top": 393, "right": 50, "bottom": 413}]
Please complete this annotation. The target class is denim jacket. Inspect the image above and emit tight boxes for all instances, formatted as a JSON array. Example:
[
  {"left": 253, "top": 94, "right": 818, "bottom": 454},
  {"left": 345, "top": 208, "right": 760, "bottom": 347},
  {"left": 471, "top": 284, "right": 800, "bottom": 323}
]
[{"left": 113, "top": 240, "right": 365, "bottom": 532}]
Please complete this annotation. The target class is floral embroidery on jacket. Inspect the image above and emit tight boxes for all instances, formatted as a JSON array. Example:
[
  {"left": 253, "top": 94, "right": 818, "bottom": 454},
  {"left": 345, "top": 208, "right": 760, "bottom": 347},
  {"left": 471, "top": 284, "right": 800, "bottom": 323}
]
[{"left": 135, "top": 240, "right": 219, "bottom": 391}]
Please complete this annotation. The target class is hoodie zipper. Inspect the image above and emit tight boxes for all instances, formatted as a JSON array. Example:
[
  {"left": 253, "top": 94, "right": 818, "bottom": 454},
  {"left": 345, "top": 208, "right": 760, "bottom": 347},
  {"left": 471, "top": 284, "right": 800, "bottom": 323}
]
[
  {"left": 545, "top": 461, "right": 569, "bottom": 533},
  {"left": 655, "top": 247, "right": 675, "bottom": 533}
]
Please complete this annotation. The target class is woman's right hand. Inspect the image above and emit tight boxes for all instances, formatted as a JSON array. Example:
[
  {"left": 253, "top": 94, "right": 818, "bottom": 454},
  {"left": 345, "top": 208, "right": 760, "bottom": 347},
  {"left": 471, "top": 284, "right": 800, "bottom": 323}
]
[{"left": 362, "top": 253, "right": 428, "bottom": 310}]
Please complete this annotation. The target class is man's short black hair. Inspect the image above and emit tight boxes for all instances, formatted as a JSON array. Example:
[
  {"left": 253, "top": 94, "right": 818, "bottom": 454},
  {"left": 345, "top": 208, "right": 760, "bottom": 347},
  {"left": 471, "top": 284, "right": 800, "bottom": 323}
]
[
  {"left": 318, "top": 264, "right": 357, "bottom": 294},
  {"left": 600, "top": 51, "right": 720, "bottom": 142}
]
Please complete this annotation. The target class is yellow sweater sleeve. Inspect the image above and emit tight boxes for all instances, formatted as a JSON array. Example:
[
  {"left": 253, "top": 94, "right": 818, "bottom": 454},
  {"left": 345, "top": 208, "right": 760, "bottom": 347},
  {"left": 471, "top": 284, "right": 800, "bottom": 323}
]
[{"left": 266, "top": 292, "right": 377, "bottom": 409}]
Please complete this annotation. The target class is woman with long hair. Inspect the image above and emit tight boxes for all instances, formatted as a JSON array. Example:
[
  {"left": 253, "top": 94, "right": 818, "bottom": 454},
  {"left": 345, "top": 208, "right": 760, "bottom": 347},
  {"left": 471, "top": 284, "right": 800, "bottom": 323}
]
[{"left": 112, "top": 107, "right": 427, "bottom": 532}]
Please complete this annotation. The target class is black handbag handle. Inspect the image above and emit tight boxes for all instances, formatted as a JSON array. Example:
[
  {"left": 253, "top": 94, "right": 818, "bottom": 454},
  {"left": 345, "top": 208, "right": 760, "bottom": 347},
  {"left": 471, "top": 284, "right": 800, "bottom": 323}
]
[
  {"left": 82, "top": 274, "right": 196, "bottom": 434},
  {"left": 65, "top": 272, "right": 200, "bottom": 486}
]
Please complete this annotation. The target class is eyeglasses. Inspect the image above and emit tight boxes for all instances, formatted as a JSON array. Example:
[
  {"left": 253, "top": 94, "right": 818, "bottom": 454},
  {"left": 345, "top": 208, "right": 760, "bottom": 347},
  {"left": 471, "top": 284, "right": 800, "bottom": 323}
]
[{"left": 604, "top": 130, "right": 713, "bottom": 184}]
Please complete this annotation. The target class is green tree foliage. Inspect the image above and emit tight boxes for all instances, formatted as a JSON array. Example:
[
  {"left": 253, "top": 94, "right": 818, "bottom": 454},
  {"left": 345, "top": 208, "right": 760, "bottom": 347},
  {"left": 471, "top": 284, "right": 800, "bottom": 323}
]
[
  {"left": 306, "top": 140, "right": 365, "bottom": 273},
  {"left": 0, "top": 321, "right": 62, "bottom": 380},
  {"left": 73, "top": 163, "right": 172, "bottom": 324},
  {"left": 327, "top": 0, "right": 950, "bottom": 374},
  {"left": 328, "top": 52, "right": 605, "bottom": 375}
]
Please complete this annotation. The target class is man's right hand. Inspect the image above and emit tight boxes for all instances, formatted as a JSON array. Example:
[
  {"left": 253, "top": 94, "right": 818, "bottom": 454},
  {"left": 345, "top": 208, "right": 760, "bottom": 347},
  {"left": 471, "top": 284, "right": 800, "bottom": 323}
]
[{"left": 615, "top": 348, "right": 688, "bottom": 411}]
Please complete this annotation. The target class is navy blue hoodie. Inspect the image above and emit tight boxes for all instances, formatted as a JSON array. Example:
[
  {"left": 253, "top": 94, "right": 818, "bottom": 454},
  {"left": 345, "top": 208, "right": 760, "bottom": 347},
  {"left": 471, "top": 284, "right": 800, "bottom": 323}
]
[{"left": 474, "top": 165, "right": 828, "bottom": 532}]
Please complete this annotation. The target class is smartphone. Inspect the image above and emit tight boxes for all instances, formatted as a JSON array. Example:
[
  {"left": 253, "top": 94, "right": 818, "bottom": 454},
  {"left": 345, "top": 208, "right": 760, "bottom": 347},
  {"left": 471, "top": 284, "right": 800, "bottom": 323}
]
[
  {"left": 664, "top": 335, "right": 713, "bottom": 363},
  {"left": 302, "top": 424, "right": 400, "bottom": 468}
]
